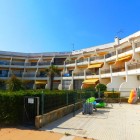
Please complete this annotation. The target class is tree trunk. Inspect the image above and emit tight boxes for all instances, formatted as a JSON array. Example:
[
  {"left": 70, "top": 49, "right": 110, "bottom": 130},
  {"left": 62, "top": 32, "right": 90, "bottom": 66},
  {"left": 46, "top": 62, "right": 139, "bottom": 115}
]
[{"left": 48, "top": 74, "right": 54, "bottom": 90}]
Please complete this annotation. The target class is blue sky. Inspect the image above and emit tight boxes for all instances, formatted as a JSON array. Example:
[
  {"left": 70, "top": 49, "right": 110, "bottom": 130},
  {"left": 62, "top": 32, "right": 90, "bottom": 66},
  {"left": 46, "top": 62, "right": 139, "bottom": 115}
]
[{"left": 0, "top": 0, "right": 140, "bottom": 53}]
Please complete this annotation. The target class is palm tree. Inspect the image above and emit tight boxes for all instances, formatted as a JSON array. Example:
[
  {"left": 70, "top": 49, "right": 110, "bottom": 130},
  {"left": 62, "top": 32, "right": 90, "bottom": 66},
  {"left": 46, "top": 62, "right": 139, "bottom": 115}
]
[{"left": 45, "top": 65, "right": 60, "bottom": 90}]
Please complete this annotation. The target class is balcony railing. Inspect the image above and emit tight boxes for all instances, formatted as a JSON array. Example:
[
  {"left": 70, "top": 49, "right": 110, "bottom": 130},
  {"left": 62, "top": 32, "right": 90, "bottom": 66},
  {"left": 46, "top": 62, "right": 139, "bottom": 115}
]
[
  {"left": 118, "top": 47, "right": 132, "bottom": 54},
  {"left": 86, "top": 71, "right": 99, "bottom": 75},
  {"left": 9, "top": 73, "right": 23, "bottom": 77},
  {"left": 128, "top": 63, "right": 140, "bottom": 70},
  {"left": 105, "top": 52, "right": 116, "bottom": 58},
  {"left": 63, "top": 73, "right": 72, "bottom": 77},
  {"left": 38, "top": 62, "right": 51, "bottom": 65},
  {"left": 0, "top": 73, "right": 8, "bottom": 77},
  {"left": 25, "top": 63, "right": 37, "bottom": 66},
  {"left": 36, "top": 74, "right": 46, "bottom": 77},
  {"left": 101, "top": 69, "right": 110, "bottom": 74},
  {"left": 112, "top": 66, "right": 125, "bottom": 73},
  {"left": 77, "top": 58, "right": 88, "bottom": 63},
  {"left": 73, "top": 72, "right": 84, "bottom": 76},
  {"left": 90, "top": 57, "right": 96, "bottom": 61},
  {"left": 24, "top": 73, "right": 36, "bottom": 77},
  {"left": 135, "top": 42, "right": 140, "bottom": 48},
  {"left": 62, "top": 80, "right": 71, "bottom": 89},
  {"left": 65, "top": 60, "right": 75, "bottom": 64},
  {"left": 11, "top": 62, "right": 25, "bottom": 66},
  {"left": 54, "top": 73, "right": 61, "bottom": 77},
  {"left": 0, "top": 61, "right": 10, "bottom": 65},
  {"left": 96, "top": 56, "right": 104, "bottom": 60}
]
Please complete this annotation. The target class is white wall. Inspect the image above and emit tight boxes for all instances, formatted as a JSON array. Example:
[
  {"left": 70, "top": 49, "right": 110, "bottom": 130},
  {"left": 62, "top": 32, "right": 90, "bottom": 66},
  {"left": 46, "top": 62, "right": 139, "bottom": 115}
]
[
  {"left": 69, "top": 83, "right": 73, "bottom": 90},
  {"left": 107, "top": 77, "right": 125, "bottom": 90},
  {"left": 100, "top": 78, "right": 110, "bottom": 85},
  {"left": 119, "top": 75, "right": 140, "bottom": 97},
  {"left": 58, "top": 84, "right": 62, "bottom": 90}
]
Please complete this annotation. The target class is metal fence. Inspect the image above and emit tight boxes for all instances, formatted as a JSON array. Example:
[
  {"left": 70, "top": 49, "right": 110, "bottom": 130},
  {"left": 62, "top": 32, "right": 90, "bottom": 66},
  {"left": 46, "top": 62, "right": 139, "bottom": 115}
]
[
  {"left": 36, "top": 88, "right": 140, "bottom": 115},
  {"left": 33, "top": 90, "right": 96, "bottom": 115}
]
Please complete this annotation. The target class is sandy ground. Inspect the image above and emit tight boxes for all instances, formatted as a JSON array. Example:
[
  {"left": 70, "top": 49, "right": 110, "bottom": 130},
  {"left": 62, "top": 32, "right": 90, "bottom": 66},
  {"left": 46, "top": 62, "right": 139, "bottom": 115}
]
[{"left": 0, "top": 127, "right": 93, "bottom": 140}]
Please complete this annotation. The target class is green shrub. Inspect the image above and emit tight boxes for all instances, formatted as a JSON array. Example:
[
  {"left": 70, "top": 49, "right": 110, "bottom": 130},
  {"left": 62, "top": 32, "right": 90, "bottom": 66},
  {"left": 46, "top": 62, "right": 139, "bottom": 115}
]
[
  {"left": 0, "top": 90, "right": 84, "bottom": 125},
  {"left": 0, "top": 80, "right": 6, "bottom": 90},
  {"left": 0, "top": 92, "right": 24, "bottom": 125},
  {"left": 7, "top": 75, "right": 24, "bottom": 91},
  {"left": 96, "top": 83, "right": 107, "bottom": 92},
  {"left": 82, "top": 85, "right": 96, "bottom": 91},
  {"left": 104, "top": 91, "right": 120, "bottom": 98}
]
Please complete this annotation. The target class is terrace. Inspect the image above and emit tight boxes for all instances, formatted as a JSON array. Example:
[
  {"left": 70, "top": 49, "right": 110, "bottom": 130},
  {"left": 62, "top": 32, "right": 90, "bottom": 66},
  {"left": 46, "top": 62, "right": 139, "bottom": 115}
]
[{"left": 41, "top": 103, "right": 140, "bottom": 140}]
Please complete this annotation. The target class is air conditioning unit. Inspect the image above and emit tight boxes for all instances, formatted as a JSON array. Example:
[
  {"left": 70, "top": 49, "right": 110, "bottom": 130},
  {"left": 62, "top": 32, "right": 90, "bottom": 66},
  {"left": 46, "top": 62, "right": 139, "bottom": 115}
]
[{"left": 137, "top": 75, "right": 140, "bottom": 80}]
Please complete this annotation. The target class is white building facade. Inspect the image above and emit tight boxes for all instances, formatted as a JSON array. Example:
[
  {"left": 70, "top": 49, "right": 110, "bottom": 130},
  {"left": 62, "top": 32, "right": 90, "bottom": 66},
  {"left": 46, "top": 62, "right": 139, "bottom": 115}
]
[{"left": 1, "top": 31, "right": 140, "bottom": 96}]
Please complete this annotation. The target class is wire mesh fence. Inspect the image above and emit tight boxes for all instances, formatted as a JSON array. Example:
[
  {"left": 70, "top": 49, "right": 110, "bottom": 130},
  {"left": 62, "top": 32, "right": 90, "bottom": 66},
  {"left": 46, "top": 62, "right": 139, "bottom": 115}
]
[
  {"left": 37, "top": 90, "right": 101, "bottom": 115},
  {"left": 32, "top": 88, "right": 140, "bottom": 115}
]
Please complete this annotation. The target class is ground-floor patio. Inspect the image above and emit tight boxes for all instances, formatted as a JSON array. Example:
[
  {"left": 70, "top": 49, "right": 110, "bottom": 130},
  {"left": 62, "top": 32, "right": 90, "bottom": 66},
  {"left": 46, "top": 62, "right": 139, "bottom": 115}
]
[{"left": 41, "top": 103, "right": 140, "bottom": 140}]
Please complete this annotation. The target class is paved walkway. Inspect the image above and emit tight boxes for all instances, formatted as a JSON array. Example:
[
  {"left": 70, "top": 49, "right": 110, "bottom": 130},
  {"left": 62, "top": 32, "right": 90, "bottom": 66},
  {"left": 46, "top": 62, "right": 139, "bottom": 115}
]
[{"left": 41, "top": 103, "right": 140, "bottom": 140}]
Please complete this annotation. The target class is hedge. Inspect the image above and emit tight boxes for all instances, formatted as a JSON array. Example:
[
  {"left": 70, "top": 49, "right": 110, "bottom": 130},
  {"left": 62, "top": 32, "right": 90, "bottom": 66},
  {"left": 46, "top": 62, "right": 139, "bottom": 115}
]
[
  {"left": 0, "top": 92, "right": 23, "bottom": 125},
  {"left": 104, "top": 91, "right": 120, "bottom": 98},
  {"left": 0, "top": 90, "right": 91, "bottom": 125}
]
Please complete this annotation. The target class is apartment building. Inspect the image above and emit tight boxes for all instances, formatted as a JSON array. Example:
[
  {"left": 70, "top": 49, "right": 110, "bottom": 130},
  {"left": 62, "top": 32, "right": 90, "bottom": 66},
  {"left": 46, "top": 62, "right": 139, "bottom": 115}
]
[{"left": 0, "top": 31, "right": 140, "bottom": 96}]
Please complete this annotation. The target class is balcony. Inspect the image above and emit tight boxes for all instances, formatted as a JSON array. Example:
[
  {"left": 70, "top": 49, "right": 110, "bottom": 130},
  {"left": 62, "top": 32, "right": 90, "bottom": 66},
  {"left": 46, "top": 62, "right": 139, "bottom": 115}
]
[
  {"left": 118, "top": 47, "right": 132, "bottom": 54},
  {"left": 73, "top": 72, "right": 84, "bottom": 76},
  {"left": 90, "top": 57, "right": 96, "bottom": 61},
  {"left": 36, "top": 73, "right": 46, "bottom": 77},
  {"left": 63, "top": 73, "right": 72, "bottom": 77},
  {"left": 11, "top": 62, "right": 25, "bottom": 66},
  {"left": 54, "top": 73, "right": 61, "bottom": 77},
  {"left": 105, "top": 52, "right": 116, "bottom": 58},
  {"left": 0, "top": 73, "right": 8, "bottom": 77},
  {"left": 86, "top": 71, "right": 99, "bottom": 75},
  {"left": 77, "top": 58, "right": 88, "bottom": 63},
  {"left": 101, "top": 69, "right": 110, "bottom": 74},
  {"left": 38, "top": 62, "right": 51, "bottom": 66},
  {"left": 0, "top": 61, "right": 10, "bottom": 65},
  {"left": 128, "top": 63, "right": 140, "bottom": 70},
  {"left": 96, "top": 56, "right": 104, "bottom": 60},
  {"left": 25, "top": 62, "right": 37, "bottom": 66},
  {"left": 135, "top": 42, "right": 140, "bottom": 48},
  {"left": 53, "top": 58, "right": 65, "bottom": 65},
  {"left": 112, "top": 66, "right": 125, "bottom": 73},
  {"left": 62, "top": 80, "right": 71, "bottom": 90},
  {"left": 90, "top": 56, "right": 104, "bottom": 62},
  {"left": 65, "top": 60, "right": 75, "bottom": 65},
  {"left": 9, "top": 73, "right": 23, "bottom": 77},
  {"left": 24, "top": 73, "right": 36, "bottom": 77}
]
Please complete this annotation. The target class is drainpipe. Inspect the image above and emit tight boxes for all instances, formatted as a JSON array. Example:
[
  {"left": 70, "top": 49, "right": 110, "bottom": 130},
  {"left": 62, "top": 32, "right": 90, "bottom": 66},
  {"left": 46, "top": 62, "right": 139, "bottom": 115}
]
[
  {"left": 131, "top": 41, "right": 135, "bottom": 57},
  {"left": 125, "top": 62, "right": 128, "bottom": 82},
  {"left": 116, "top": 49, "right": 118, "bottom": 60},
  {"left": 110, "top": 65, "right": 113, "bottom": 83},
  {"left": 84, "top": 69, "right": 86, "bottom": 80},
  {"left": 75, "top": 59, "right": 77, "bottom": 68},
  {"left": 88, "top": 57, "right": 90, "bottom": 65}
]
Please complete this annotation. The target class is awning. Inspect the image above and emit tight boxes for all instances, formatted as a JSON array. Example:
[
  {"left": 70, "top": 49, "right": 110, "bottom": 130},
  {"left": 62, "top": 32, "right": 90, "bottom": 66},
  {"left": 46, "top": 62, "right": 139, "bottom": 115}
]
[
  {"left": 88, "top": 62, "right": 104, "bottom": 69},
  {"left": 97, "top": 52, "right": 108, "bottom": 56},
  {"left": 77, "top": 65, "right": 88, "bottom": 68},
  {"left": 117, "top": 54, "right": 132, "bottom": 62},
  {"left": 107, "top": 61, "right": 115, "bottom": 65},
  {"left": 82, "top": 78, "right": 99, "bottom": 84},
  {"left": 35, "top": 81, "right": 47, "bottom": 84}
]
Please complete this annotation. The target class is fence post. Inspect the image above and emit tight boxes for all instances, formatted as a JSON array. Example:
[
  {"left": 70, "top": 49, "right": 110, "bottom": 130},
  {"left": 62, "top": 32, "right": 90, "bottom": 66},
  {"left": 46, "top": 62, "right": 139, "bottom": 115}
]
[
  {"left": 98, "top": 88, "right": 101, "bottom": 98},
  {"left": 73, "top": 92, "right": 76, "bottom": 117},
  {"left": 137, "top": 88, "right": 140, "bottom": 98},
  {"left": 66, "top": 92, "right": 68, "bottom": 106},
  {"left": 41, "top": 91, "right": 44, "bottom": 115},
  {"left": 80, "top": 90, "right": 82, "bottom": 102}
]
